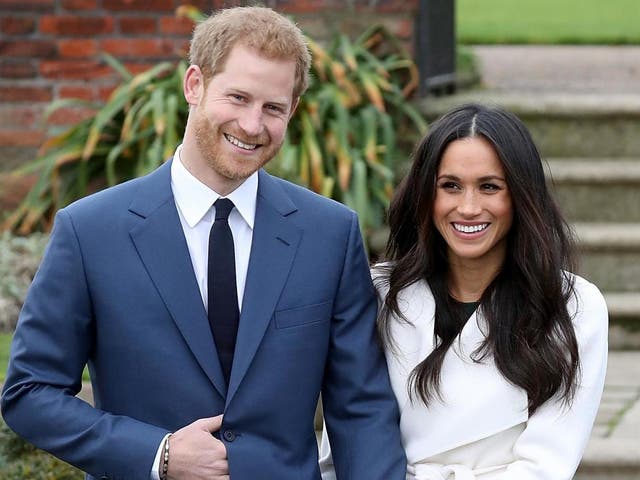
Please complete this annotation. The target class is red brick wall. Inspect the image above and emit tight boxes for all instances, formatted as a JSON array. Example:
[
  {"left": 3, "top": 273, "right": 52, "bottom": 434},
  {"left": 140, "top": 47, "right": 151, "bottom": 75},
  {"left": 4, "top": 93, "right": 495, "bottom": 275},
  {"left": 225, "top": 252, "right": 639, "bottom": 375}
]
[{"left": 0, "top": 0, "right": 418, "bottom": 172}]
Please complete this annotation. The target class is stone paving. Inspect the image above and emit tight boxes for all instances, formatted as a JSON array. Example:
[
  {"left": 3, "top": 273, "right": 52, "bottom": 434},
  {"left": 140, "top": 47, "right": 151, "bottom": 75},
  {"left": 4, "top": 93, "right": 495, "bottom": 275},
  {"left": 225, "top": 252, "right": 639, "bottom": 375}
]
[
  {"left": 471, "top": 45, "right": 640, "bottom": 94},
  {"left": 579, "top": 351, "right": 640, "bottom": 475}
]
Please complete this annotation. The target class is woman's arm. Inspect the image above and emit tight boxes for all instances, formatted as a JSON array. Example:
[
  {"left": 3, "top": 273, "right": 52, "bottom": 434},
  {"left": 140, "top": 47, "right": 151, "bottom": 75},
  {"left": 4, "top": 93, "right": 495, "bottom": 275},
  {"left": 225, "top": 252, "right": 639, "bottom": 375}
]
[{"left": 504, "top": 278, "right": 609, "bottom": 479}]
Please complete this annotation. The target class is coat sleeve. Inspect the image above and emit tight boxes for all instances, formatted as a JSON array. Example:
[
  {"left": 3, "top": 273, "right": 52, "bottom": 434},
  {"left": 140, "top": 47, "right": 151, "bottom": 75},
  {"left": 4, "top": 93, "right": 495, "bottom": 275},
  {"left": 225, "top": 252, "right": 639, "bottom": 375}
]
[
  {"left": 1, "top": 209, "right": 168, "bottom": 479},
  {"left": 502, "top": 278, "right": 609, "bottom": 479},
  {"left": 320, "top": 212, "right": 406, "bottom": 479}
]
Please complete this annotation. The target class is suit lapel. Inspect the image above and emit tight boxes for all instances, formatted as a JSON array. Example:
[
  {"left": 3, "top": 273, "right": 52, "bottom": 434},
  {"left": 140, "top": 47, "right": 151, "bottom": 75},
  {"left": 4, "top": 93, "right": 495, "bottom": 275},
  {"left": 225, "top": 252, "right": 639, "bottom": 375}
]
[
  {"left": 226, "top": 170, "right": 302, "bottom": 405},
  {"left": 128, "top": 160, "right": 227, "bottom": 398}
]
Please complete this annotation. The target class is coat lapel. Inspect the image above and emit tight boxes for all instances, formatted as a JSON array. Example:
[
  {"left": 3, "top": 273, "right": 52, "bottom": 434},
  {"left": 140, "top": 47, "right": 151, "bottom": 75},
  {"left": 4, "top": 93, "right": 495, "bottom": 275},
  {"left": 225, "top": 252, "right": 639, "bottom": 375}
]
[
  {"left": 226, "top": 170, "right": 302, "bottom": 405},
  {"left": 128, "top": 160, "right": 227, "bottom": 398}
]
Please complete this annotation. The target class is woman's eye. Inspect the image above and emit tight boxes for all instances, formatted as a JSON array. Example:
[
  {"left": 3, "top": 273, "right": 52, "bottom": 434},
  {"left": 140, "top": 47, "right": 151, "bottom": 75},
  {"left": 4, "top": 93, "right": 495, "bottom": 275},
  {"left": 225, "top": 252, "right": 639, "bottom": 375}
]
[
  {"left": 481, "top": 183, "right": 500, "bottom": 191},
  {"left": 440, "top": 181, "right": 460, "bottom": 190}
]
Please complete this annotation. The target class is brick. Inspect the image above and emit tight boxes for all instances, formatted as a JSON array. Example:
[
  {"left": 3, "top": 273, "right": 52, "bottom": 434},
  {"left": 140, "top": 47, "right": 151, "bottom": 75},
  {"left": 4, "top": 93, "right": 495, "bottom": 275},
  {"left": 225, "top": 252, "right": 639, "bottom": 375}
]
[
  {"left": 48, "top": 106, "right": 97, "bottom": 126},
  {"left": 276, "top": 0, "right": 418, "bottom": 14},
  {"left": 101, "top": 38, "right": 178, "bottom": 58},
  {"left": 40, "top": 15, "right": 115, "bottom": 36},
  {"left": 98, "top": 84, "right": 118, "bottom": 102},
  {"left": 119, "top": 16, "right": 157, "bottom": 35},
  {"left": 0, "top": 130, "right": 45, "bottom": 147},
  {"left": 376, "top": 0, "right": 419, "bottom": 12},
  {"left": 40, "top": 60, "right": 114, "bottom": 80},
  {"left": 394, "top": 17, "right": 413, "bottom": 39},
  {"left": 0, "top": 17, "right": 36, "bottom": 35},
  {"left": 349, "top": 0, "right": 418, "bottom": 13},
  {"left": 123, "top": 61, "right": 162, "bottom": 75},
  {"left": 58, "top": 84, "right": 96, "bottom": 101},
  {"left": 0, "top": 172, "right": 38, "bottom": 216},
  {"left": 0, "top": 60, "right": 37, "bottom": 79},
  {"left": 0, "top": 85, "right": 53, "bottom": 102},
  {"left": 0, "top": 39, "right": 56, "bottom": 58},
  {"left": 61, "top": 0, "right": 98, "bottom": 9},
  {"left": 377, "top": 16, "right": 414, "bottom": 40},
  {"left": 276, "top": 0, "right": 325, "bottom": 14},
  {"left": 174, "top": 39, "right": 189, "bottom": 58},
  {"left": 0, "top": 105, "right": 44, "bottom": 128},
  {"left": 58, "top": 39, "right": 98, "bottom": 58},
  {"left": 212, "top": 0, "right": 240, "bottom": 8},
  {"left": 103, "top": 0, "right": 173, "bottom": 12},
  {"left": 159, "top": 16, "right": 194, "bottom": 36},
  {"left": 0, "top": 0, "right": 54, "bottom": 12}
]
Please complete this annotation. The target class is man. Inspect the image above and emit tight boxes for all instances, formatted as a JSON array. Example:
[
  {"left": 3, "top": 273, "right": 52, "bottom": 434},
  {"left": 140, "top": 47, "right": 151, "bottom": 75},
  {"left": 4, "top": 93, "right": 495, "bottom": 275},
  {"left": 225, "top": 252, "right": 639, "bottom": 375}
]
[{"left": 1, "top": 6, "right": 406, "bottom": 480}]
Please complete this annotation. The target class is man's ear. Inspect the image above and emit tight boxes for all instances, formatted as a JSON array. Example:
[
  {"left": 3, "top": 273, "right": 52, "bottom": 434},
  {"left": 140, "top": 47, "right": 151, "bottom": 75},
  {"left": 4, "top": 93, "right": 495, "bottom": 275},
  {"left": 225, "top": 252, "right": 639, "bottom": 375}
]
[
  {"left": 289, "top": 97, "right": 300, "bottom": 119},
  {"left": 184, "top": 65, "right": 205, "bottom": 106}
]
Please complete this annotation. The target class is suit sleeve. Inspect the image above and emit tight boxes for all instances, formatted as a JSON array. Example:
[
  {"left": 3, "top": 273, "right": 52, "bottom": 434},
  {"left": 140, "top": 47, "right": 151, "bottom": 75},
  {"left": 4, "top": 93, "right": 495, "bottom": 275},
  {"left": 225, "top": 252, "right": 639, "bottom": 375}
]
[
  {"left": 502, "top": 279, "right": 609, "bottom": 479},
  {"left": 320, "top": 212, "right": 406, "bottom": 479},
  {"left": 1, "top": 209, "right": 168, "bottom": 479}
]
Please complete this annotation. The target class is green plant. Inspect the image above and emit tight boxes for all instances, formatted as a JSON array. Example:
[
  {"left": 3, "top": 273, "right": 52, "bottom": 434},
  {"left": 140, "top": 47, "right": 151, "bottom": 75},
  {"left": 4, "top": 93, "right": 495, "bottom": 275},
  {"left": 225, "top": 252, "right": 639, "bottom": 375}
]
[
  {"left": 3, "top": 57, "right": 188, "bottom": 234},
  {"left": 3, "top": 8, "right": 426, "bottom": 245},
  {"left": 273, "top": 27, "right": 426, "bottom": 239},
  {"left": 0, "top": 418, "right": 83, "bottom": 479},
  {"left": 0, "top": 232, "right": 48, "bottom": 332}
]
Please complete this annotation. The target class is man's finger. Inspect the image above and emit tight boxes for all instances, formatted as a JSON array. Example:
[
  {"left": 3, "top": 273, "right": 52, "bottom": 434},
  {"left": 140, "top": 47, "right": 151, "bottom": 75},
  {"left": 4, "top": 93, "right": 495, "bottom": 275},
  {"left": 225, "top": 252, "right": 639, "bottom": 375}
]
[{"left": 199, "top": 414, "right": 224, "bottom": 433}]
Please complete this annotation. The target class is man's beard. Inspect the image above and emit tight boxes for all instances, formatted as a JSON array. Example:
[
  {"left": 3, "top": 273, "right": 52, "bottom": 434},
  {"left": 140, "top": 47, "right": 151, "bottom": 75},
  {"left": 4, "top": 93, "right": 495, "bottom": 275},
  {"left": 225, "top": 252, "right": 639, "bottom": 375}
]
[{"left": 193, "top": 114, "right": 282, "bottom": 182}]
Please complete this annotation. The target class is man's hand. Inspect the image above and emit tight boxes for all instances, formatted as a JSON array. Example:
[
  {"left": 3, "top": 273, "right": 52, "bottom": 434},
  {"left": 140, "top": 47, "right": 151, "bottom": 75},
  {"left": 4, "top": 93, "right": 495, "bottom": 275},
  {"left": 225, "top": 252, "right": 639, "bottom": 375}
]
[{"left": 167, "top": 415, "right": 229, "bottom": 479}]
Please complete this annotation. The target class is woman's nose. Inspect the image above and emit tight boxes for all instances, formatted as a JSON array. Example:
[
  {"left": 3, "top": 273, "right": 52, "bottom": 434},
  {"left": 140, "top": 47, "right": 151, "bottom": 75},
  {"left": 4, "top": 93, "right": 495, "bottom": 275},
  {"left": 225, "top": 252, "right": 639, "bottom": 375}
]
[{"left": 457, "top": 190, "right": 482, "bottom": 217}]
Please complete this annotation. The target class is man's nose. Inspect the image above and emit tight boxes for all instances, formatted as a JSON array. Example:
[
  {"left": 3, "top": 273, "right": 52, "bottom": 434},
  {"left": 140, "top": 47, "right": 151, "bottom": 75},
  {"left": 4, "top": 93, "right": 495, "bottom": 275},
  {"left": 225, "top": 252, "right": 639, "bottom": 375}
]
[{"left": 237, "top": 105, "right": 264, "bottom": 137}]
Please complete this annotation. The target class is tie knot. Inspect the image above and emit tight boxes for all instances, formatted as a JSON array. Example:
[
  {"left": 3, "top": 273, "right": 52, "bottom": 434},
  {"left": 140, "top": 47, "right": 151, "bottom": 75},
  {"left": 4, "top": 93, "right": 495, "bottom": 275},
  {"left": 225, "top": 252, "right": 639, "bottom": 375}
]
[{"left": 214, "top": 198, "right": 235, "bottom": 221}]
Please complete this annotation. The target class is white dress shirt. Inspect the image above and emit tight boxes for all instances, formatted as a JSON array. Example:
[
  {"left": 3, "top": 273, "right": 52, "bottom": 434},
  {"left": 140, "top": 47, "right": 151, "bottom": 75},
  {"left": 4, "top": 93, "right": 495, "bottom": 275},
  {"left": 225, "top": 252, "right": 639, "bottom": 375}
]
[
  {"left": 151, "top": 145, "right": 258, "bottom": 479},
  {"left": 171, "top": 144, "right": 256, "bottom": 312}
]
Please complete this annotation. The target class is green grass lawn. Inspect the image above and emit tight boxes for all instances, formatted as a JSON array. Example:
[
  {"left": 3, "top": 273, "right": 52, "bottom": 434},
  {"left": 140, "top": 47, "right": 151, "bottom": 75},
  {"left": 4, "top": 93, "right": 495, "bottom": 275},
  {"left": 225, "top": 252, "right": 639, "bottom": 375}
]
[
  {"left": 457, "top": 0, "right": 640, "bottom": 44},
  {"left": 0, "top": 334, "right": 12, "bottom": 383}
]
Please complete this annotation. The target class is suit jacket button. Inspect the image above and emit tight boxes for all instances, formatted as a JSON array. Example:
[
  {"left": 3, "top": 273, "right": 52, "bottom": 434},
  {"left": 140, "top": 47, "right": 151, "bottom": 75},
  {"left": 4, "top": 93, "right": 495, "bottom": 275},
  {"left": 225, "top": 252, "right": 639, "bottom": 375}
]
[{"left": 223, "top": 429, "right": 236, "bottom": 442}]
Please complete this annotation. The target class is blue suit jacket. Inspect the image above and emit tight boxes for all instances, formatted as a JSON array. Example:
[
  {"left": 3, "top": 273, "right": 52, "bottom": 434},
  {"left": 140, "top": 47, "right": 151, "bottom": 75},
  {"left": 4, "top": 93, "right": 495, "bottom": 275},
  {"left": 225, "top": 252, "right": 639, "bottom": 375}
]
[{"left": 1, "top": 160, "right": 406, "bottom": 479}]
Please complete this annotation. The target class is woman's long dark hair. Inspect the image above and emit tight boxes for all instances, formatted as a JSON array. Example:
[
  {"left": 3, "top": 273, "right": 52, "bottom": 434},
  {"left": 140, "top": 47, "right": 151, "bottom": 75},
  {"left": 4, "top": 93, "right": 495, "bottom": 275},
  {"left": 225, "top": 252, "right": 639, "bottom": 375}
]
[{"left": 378, "top": 103, "right": 579, "bottom": 414}]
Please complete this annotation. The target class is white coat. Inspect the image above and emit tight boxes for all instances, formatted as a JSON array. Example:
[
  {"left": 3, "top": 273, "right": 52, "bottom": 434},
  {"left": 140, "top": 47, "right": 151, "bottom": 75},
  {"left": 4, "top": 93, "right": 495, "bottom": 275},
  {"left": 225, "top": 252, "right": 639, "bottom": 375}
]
[{"left": 320, "top": 272, "right": 608, "bottom": 480}]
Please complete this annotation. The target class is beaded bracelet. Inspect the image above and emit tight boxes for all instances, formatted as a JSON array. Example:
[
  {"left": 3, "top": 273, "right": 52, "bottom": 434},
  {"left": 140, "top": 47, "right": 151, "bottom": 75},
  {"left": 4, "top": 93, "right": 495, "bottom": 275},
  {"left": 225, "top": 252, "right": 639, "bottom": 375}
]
[{"left": 160, "top": 434, "right": 171, "bottom": 480}]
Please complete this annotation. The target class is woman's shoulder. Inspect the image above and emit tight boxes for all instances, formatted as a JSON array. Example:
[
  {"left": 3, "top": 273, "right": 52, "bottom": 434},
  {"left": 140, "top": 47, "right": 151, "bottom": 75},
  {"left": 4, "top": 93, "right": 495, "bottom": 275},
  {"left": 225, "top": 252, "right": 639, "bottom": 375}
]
[
  {"left": 564, "top": 272, "right": 609, "bottom": 341},
  {"left": 370, "top": 262, "right": 431, "bottom": 292},
  {"left": 565, "top": 272, "right": 607, "bottom": 313}
]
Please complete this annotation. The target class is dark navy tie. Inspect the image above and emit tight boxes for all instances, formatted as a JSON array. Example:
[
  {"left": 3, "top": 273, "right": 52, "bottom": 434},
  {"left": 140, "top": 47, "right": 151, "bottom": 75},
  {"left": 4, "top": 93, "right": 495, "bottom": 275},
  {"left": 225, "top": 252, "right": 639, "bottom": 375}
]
[{"left": 208, "top": 198, "right": 239, "bottom": 386}]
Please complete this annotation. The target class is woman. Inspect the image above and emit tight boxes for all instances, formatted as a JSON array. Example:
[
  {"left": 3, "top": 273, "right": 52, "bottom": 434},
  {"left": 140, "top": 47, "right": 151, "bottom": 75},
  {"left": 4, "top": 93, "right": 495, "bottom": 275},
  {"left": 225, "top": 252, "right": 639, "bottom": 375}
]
[{"left": 320, "top": 103, "right": 608, "bottom": 479}]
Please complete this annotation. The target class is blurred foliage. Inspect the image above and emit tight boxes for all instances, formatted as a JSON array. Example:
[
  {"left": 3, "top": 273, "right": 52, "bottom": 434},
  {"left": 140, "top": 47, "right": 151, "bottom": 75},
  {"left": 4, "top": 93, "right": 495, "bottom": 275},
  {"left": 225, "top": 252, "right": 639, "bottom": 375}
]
[
  {"left": 3, "top": 7, "right": 426, "bottom": 246},
  {"left": 0, "top": 418, "right": 82, "bottom": 479},
  {"left": 0, "top": 232, "right": 48, "bottom": 332},
  {"left": 272, "top": 25, "right": 426, "bottom": 239},
  {"left": 2, "top": 56, "right": 188, "bottom": 234}
]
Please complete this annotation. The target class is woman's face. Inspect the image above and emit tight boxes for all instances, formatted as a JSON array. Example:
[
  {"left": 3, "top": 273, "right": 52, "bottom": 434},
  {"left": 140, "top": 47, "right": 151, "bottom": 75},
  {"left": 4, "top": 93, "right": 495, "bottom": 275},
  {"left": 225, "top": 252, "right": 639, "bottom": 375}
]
[{"left": 433, "top": 136, "right": 513, "bottom": 272}]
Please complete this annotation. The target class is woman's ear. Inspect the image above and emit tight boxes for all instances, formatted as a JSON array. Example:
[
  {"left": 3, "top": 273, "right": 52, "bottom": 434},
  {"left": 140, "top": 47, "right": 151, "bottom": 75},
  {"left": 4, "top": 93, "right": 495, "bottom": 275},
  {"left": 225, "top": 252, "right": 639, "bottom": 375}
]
[{"left": 184, "top": 64, "right": 205, "bottom": 106}]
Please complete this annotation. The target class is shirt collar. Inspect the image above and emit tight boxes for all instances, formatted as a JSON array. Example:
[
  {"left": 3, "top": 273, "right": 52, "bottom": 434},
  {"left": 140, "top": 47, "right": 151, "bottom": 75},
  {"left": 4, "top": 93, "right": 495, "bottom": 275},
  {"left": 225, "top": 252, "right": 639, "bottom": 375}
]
[{"left": 171, "top": 144, "right": 258, "bottom": 229}]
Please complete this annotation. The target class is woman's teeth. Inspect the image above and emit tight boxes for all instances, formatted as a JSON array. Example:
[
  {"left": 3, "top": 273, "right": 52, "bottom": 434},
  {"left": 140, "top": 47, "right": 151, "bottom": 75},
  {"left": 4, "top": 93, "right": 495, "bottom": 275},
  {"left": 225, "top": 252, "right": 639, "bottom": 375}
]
[{"left": 453, "top": 223, "right": 488, "bottom": 233}]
